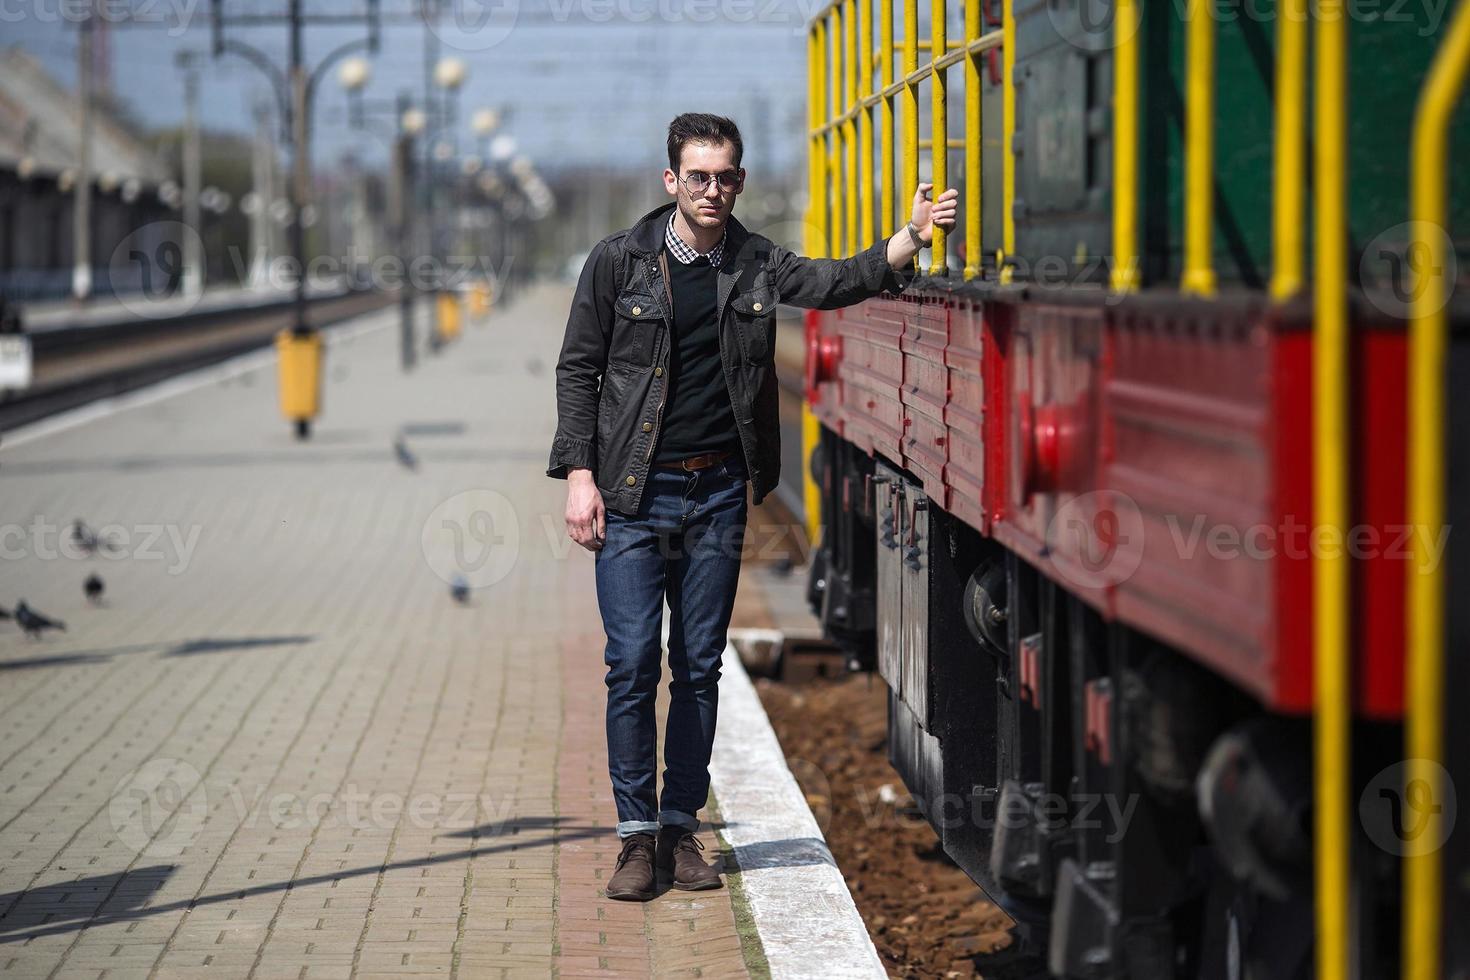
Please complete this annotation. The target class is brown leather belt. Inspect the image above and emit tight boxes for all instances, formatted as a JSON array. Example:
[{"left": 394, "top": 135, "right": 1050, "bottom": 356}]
[{"left": 654, "top": 449, "right": 733, "bottom": 472}]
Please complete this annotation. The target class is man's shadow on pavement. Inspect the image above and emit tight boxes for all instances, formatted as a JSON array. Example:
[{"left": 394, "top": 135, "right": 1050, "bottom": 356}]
[
  {"left": 0, "top": 817, "right": 608, "bottom": 946},
  {"left": 0, "top": 818, "right": 783, "bottom": 945}
]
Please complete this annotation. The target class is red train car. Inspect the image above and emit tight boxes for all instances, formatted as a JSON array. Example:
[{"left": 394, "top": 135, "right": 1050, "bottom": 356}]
[{"left": 803, "top": 283, "right": 1459, "bottom": 976}]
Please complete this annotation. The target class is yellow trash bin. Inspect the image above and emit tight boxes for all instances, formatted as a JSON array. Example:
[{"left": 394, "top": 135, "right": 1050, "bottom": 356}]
[
  {"left": 437, "top": 292, "right": 462, "bottom": 342},
  {"left": 276, "top": 329, "right": 323, "bottom": 438}
]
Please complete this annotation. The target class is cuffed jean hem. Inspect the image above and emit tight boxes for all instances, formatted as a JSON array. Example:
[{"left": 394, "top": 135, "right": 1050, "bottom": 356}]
[
  {"left": 658, "top": 809, "right": 699, "bottom": 832},
  {"left": 616, "top": 820, "right": 660, "bottom": 839}
]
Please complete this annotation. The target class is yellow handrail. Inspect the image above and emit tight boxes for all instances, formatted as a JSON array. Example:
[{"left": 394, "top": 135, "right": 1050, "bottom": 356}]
[
  {"left": 804, "top": 0, "right": 1001, "bottom": 271},
  {"left": 804, "top": 15, "right": 830, "bottom": 551},
  {"left": 902, "top": 0, "right": 919, "bottom": 226},
  {"left": 829, "top": 8, "right": 844, "bottom": 259},
  {"left": 964, "top": 0, "right": 983, "bottom": 280},
  {"left": 859, "top": 0, "right": 875, "bottom": 246},
  {"left": 1000, "top": 0, "right": 1014, "bottom": 282},
  {"left": 808, "top": 20, "right": 827, "bottom": 260},
  {"left": 844, "top": 0, "right": 859, "bottom": 256},
  {"left": 1405, "top": 5, "right": 1470, "bottom": 978},
  {"left": 1313, "top": 0, "right": 1350, "bottom": 976},
  {"left": 929, "top": 0, "right": 949, "bottom": 274},
  {"left": 1269, "top": 0, "right": 1307, "bottom": 300},
  {"left": 880, "top": 0, "right": 896, "bottom": 237},
  {"left": 1181, "top": 0, "right": 1216, "bottom": 295},
  {"left": 1111, "top": 0, "right": 1141, "bottom": 292},
  {"left": 809, "top": 31, "right": 1004, "bottom": 141}
]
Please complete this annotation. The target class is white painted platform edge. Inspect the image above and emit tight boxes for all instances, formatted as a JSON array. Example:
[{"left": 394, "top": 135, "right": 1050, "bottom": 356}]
[
  {"left": 708, "top": 632, "right": 888, "bottom": 980},
  {"left": 0, "top": 304, "right": 398, "bottom": 451}
]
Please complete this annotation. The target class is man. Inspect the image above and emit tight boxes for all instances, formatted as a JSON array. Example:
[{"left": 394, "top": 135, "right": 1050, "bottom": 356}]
[{"left": 546, "top": 113, "right": 957, "bottom": 901}]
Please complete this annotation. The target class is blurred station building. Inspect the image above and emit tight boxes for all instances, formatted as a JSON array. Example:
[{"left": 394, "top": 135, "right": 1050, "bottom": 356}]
[{"left": 0, "top": 48, "right": 175, "bottom": 302}]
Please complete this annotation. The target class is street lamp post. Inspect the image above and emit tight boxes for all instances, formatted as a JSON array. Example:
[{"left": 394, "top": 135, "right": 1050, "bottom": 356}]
[
  {"left": 414, "top": 53, "right": 464, "bottom": 352},
  {"left": 421, "top": 55, "right": 466, "bottom": 354},
  {"left": 72, "top": 5, "right": 95, "bottom": 301},
  {"left": 468, "top": 107, "right": 500, "bottom": 286},
  {"left": 339, "top": 73, "right": 421, "bottom": 374},
  {"left": 393, "top": 94, "right": 417, "bottom": 372},
  {"left": 208, "top": 0, "right": 380, "bottom": 438},
  {"left": 175, "top": 51, "right": 204, "bottom": 298}
]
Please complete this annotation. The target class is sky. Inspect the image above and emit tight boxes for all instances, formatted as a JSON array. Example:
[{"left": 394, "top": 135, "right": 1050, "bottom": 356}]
[{"left": 5, "top": 0, "right": 819, "bottom": 178}]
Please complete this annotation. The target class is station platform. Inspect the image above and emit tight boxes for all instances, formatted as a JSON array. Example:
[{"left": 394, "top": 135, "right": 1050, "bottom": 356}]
[{"left": 0, "top": 285, "right": 883, "bottom": 978}]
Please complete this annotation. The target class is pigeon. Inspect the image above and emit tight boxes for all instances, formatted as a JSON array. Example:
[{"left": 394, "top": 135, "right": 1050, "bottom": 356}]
[
  {"left": 393, "top": 436, "right": 418, "bottom": 471},
  {"left": 84, "top": 573, "right": 105, "bottom": 604},
  {"left": 70, "top": 519, "right": 118, "bottom": 556},
  {"left": 0, "top": 605, "right": 11, "bottom": 620},
  {"left": 450, "top": 574, "right": 470, "bottom": 605},
  {"left": 14, "top": 601, "right": 65, "bottom": 638}
]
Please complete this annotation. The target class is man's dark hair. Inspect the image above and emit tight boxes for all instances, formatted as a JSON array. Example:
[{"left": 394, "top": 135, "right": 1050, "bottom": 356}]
[{"left": 666, "top": 113, "right": 743, "bottom": 174}]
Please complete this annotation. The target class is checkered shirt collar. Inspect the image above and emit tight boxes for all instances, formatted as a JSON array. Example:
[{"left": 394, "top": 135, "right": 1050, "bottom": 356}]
[{"left": 665, "top": 209, "right": 726, "bottom": 268}]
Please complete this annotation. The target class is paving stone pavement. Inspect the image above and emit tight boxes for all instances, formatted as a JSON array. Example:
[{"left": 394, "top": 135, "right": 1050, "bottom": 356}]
[{"left": 0, "top": 287, "right": 764, "bottom": 979}]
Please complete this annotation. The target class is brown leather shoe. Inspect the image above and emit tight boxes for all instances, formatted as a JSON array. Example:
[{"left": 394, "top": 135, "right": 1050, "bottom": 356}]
[
  {"left": 656, "top": 827, "right": 723, "bottom": 890},
  {"left": 605, "top": 832, "right": 657, "bottom": 901}
]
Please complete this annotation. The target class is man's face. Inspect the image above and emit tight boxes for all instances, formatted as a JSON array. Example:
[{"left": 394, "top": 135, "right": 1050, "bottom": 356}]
[{"left": 663, "top": 140, "right": 743, "bottom": 231}]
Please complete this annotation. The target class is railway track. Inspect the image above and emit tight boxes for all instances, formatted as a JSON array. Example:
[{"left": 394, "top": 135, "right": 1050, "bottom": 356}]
[{"left": 0, "top": 289, "right": 392, "bottom": 433}]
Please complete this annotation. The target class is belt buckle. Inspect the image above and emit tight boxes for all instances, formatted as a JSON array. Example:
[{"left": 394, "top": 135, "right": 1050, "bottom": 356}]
[{"left": 673, "top": 450, "right": 725, "bottom": 472}]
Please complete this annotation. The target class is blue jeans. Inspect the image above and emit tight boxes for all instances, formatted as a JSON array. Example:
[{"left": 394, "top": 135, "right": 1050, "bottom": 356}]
[{"left": 595, "top": 452, "right": 748, "bottom": 839}]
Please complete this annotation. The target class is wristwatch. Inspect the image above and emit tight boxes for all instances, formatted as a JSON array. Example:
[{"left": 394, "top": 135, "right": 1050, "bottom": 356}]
[{"left": 905, "top": 220, "right": 926, "bottom": 250}]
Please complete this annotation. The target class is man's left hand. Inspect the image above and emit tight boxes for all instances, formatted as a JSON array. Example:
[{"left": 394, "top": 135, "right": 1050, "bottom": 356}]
[{"left": 910, "top": 183, "right": 959, "bottom": 243}]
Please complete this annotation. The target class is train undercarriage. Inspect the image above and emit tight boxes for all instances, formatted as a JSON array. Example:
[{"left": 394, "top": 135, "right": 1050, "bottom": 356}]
[{"left": 807, "top": 427, "right": 1423, "bottom": 979}]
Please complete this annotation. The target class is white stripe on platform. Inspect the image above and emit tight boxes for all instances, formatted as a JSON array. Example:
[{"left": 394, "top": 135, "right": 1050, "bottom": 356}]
[
  {"left": 707, "top": 631, "right": 888, "bottom": 980},
  {"left": 0, "top": 305, "right": 398, "bottom": 451}
]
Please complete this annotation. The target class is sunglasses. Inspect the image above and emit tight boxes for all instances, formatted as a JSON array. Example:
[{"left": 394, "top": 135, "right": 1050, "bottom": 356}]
[{"left": 679, "top": 169, "right": 744, "bottom": 194}]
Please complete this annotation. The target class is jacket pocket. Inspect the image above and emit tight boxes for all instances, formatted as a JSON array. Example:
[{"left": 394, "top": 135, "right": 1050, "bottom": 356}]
[
  {"left": 595, "top": 362, "right": 653, "bottom": 492},
  {"left": 612, "top": 292, "right": 660, "bottom": 366},
  {"left": 728, "top": 284, "right": 777, "bottom": 362}
]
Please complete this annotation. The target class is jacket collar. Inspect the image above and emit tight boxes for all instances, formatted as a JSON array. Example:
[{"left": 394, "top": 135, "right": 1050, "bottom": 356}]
[{"left": 627, "top": 200, "right": 751, "bottom": 267}]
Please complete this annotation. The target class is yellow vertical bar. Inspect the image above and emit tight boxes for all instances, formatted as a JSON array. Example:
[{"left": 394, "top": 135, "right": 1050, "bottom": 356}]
[
  {"left": 859, "top": 0, "right": 875, "bottom": 246},
  {"left": 999, "top": 0, "right": 1014, "bottom": 281},
  {"left": 1110, "top": 0, "right": 1140, "bottom": 292},
  {"left": 1313, "top": 0, "right": 1349, "bottom": 975},
  {"left": 929, "top": 0, "right": 948, "bottom": 274},
  {"left": 802, "top": 396, "right": 824, "bottom": 548},
  {"left": 1269, "top": 0, "right": 1306, "bottom": 300},
  {"left": 881, "top": 0, "right": 896, "bottom": 237},
  {"left": 1405, "top": 6, "right": 1470, "bottom": 977},
  {"left": 808, "top": 22, "right": 826, "bottom": 259},
  {"left": 803, "top": 15, "right": 833, "bottom": 554},
  {"left": 829, "top": 9, "right": 844, "bottom": 259},
  {"left": 903, "top": 0, "right": 919, "bottom": 229},
  {"left": 1181, "top": 0, "right": 1216, "bottom": 295},
  {"left": 963, "top": 0, "right": 981, "bottom": 279},
  {"left": 845, "top": 0, "right": 859, "bottom": 255}
]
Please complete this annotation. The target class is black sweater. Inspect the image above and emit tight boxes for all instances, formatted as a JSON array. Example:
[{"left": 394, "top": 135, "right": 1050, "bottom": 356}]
[{"left": 652, "top": 251, "right": 741, "bottom": 463}]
